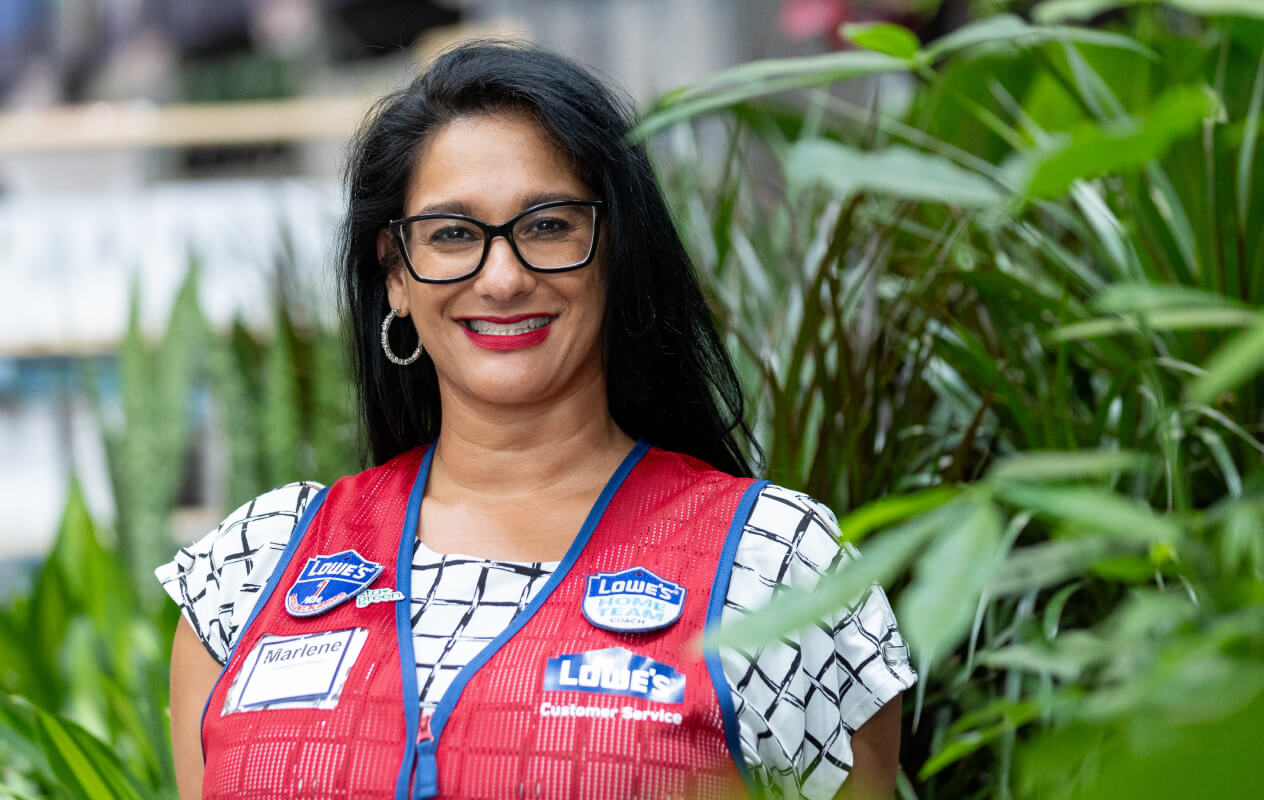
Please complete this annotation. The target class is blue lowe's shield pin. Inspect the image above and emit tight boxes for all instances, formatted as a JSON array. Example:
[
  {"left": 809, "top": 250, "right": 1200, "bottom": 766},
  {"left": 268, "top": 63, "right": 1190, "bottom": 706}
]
[
  {"left": 285, "top": 549, "right": 383, "bottom": 617},
  {"left": 582, "top": 567, "right": 685, "bottom": 633}
]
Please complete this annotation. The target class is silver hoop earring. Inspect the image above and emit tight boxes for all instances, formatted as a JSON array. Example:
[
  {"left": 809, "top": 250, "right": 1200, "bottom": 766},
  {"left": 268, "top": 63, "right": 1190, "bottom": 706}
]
[{"left": 381, "top": 308, "right": 422, "bottom": 366}]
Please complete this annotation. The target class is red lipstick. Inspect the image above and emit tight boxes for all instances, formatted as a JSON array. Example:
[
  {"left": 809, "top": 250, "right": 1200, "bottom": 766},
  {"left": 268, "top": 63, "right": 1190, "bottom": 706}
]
[{"left": 459, "top": 315, "right": 553, "bottom": 351}]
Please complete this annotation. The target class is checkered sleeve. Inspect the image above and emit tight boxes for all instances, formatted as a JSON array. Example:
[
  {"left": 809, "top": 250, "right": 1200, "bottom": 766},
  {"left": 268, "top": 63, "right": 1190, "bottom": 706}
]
[
  {"left": 154, "top": 482, "right": 322, "bottom": 664},
  {"left": 720, "top": 484, "right": 917, "bottom": 800}
]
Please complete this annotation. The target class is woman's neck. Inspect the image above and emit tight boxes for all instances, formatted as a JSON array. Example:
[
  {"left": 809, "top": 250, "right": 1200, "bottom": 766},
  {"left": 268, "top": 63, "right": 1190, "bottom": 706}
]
[
  {"left": 416, "top": 372, "right": 636, "bottom": 560},
  {"left": 428, "top": 372, "right": 636, "bottom": 502}
]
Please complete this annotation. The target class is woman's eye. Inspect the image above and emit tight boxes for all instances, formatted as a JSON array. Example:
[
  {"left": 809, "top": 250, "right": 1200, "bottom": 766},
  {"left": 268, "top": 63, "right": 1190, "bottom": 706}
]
[
  {"left": 524, "top": 217, "right": 574, "bottom": 237},
  {"left": 428, "top": 224, "right": 479, "bottom": 245}
]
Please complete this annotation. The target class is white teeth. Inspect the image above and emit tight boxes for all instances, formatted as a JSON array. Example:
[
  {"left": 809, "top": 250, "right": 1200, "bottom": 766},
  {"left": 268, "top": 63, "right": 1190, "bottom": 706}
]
[{"left": 465, "top": 316, "right": 552, "bottom": 335}]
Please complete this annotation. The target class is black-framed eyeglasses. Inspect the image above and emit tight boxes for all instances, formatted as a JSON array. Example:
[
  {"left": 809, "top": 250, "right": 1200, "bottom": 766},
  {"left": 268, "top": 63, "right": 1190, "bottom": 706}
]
[{"left": 388, "top": 199, "right": 604, "bottom": 283}]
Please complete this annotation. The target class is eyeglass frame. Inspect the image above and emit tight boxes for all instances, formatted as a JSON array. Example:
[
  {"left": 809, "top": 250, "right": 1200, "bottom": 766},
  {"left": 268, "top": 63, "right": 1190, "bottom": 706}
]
[{"left": 387, "top": 199, "right": 605, "bottom": 284}]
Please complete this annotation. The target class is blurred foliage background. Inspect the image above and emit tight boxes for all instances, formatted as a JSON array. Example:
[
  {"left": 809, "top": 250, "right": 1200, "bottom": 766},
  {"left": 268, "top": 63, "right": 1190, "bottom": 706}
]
[{"left": 4, "top": 1, "right": 1264, "bottom": 798}]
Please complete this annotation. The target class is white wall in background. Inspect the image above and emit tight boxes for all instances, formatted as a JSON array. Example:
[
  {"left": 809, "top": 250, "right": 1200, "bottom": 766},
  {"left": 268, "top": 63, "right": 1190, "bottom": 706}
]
[
  {"left": 0, "top": 178, "right": 342, "bottom": 355},
  {"left": 0, "top": 394, "right": 113, "bottom": 556}
]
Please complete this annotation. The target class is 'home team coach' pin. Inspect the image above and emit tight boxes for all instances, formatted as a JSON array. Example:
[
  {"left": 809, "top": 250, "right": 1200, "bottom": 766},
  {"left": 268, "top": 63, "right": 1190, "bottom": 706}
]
[
  {"left": 582, "top": 567, "right": 685, "bottom": 632},
  {"left": 286, "top": 549, "right": 383, "bottom": 617}
]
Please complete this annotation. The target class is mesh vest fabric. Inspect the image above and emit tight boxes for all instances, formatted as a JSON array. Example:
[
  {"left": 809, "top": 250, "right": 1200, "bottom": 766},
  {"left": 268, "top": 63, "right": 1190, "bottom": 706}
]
[
  {"left": 201, "top": 444, "right": 756, "bottom": 799},
  {"left": 425, "top": 448, "right": 753, "bottom": 799},
  {"left": 201, "top": 448, "right": 424, "bottom": 800}
]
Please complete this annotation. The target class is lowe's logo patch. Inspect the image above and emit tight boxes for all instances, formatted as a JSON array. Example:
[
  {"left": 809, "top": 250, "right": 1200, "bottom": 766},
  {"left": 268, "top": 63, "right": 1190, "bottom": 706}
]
[
  {"left": 543, "top": 647, "right": 685, "bottom": 704},
  {"left": 582, "top": 567, "right": 685, "bottom": 632},
  {"left": 285, "top": 550, "right": 383, "bottom": 618}
]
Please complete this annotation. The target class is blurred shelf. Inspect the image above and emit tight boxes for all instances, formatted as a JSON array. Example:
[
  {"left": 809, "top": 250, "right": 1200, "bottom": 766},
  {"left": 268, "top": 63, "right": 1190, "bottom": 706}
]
[{"left": 0, "top": 96, "right": 374, "bottom": 152}]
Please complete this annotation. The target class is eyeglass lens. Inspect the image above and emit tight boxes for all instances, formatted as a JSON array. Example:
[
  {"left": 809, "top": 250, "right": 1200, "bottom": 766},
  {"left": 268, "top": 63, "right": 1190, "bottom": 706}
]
[{"left": 398, "top": 203, "right": 597, "bottom": 280}]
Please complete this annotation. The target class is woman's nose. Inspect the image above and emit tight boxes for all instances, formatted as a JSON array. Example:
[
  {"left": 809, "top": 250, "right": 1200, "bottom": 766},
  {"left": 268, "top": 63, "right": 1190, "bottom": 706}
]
[{"left": 473, "top": 235, "right": 535, "bottom": 300}]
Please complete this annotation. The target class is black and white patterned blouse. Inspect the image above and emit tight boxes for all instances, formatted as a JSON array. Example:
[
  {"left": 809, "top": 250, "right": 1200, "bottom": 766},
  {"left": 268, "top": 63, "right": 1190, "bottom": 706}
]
[{"left": 157, "top": 482, "right": 916, "bottom": 799}]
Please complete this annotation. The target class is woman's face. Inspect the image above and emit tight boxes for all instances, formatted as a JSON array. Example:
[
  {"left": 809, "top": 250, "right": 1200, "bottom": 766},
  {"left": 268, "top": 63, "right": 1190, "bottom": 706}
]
[{"left": 384, "top": 112, "right": 608, "bottom": 413}]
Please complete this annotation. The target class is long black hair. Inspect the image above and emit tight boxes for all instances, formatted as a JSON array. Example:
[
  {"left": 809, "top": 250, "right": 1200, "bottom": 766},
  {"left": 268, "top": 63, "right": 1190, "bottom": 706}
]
[{"left": 338, "top": 40, "right": 756, "bottom": 477}]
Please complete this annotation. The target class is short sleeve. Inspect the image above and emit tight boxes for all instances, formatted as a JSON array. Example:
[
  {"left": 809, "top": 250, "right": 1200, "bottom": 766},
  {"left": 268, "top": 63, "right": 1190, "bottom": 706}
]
[
  {"left": 154, "top": 482, "right": 322, "bottom": 664},
  {"left": 720, "top": 484, "right": 917, "bottom": 800}
]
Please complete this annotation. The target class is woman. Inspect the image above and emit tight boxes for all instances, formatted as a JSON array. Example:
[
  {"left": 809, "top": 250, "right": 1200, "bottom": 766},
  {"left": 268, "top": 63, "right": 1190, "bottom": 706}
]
[{"left": 160, "top": 41, "right": 915, "bottom": 800}]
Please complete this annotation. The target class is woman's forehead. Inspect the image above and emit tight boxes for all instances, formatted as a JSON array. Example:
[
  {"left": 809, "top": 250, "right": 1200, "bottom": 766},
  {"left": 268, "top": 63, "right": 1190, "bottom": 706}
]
[{"left": 403, "top": 112, "right": 594, "bottom": 218}]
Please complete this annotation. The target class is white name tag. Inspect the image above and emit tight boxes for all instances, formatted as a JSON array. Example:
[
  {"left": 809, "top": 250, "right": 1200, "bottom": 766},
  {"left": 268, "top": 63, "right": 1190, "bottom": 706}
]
[{"left": 221, "top": 628, "right": 368, "bottom": 714}]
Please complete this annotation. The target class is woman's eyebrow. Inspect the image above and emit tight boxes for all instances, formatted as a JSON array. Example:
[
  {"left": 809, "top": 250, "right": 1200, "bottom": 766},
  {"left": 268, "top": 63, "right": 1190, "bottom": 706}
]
[
  {"left": 519, "top": 191, "right": 589, "bottom": 208},
  {"left": 409, "top": 193, "right": 591, "bottom": 219},
  {"left": 409, "top": 200, "right": 476, "bottom": 217}
]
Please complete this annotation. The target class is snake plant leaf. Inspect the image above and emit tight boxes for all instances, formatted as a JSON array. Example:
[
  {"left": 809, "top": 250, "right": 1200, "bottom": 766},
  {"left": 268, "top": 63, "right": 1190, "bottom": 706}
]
[{"left": 33, "top": 704, "right": 150, "bottom": 800}]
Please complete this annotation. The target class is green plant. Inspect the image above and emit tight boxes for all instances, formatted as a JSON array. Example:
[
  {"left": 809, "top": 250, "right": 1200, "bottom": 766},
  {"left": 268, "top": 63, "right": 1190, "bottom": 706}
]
[
  {"left": 98, "top": 258, "right": 360, "bottom": 579},
  {"left": 0, "top": 484, "right": 177, "bottom": 799},
  {"left": 102, "top": 269, "right": 207, "bottom": 593},
  {"left": 7, "top": 3, "right": 1264, "bottom": 797},
  {"left": 1, "top": 260, "right": 359, "bottom": 797},
  {"left": 643, "top": 2, "right": 1264, "bottom": 797}
]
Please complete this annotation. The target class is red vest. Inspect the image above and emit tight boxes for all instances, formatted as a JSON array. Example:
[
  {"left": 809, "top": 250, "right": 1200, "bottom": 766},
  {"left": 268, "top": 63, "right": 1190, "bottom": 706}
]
[{"left": 202, "top": 441, "right": 766, "bottom": 799}]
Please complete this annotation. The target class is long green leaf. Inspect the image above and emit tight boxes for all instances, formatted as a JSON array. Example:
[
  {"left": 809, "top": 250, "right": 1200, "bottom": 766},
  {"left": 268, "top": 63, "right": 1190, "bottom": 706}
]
[
  {"left": 1187, "top": 317, "right": 1264, "bottom": 404},
  {"left": 836, "top": 486, "right": 961, "bottom": 544},
  {"left": 1021, "top": 85, "right": 1220, "bottom": 198},
  {"left": 706, "top": 502, "right": 971, "bottom": 651},
  {"left": 842, "top": 22, "right": 922, "bottom": 60},
  {"left": 977, "top": 632, "right": 1107, "bottom": 680},
  {"left": 924, "top": 13, "right": 1152, "bottom": 61},
  {"left": 262, "top": 309, "right": 302, "bottom": 487},
  {"left": 899, "top": 500, "right": 1005, "bottom": 662},
  {"left": 1143, "top": 164, "right": 1202, "bottom": 280},
  {"left": 786, "top": 140, "right": 1005, "bottom": 207},
  {"left": 1050, "top": 308, "right": 1261, "bottom": 340},
  {"left": 986, "top": 450, "right": 1151, "bottom": 482},
  {"left": 0, "top": 695, "right": 48, "bottom": 784},
  {"left": 1218, "top": 503, "right": 1264, "bottom": 577},
  {"left": 919, "top": 699, "right": 1039, "bottom": 779},
  {"left": 989, "top": 537, "right": 1119, "bottom": 596},
  {"left": 662, "top": 50, "right": 912, "bottom": 100},
  {"left": 1036, "top": 0, "right": 1264, "bottom": 22},
  {"left": 34, "top": 708, "right": 147, "bottom": 800},
  {"left": 1092, "top": 283, "right": 1248, "bottom": 313},
  {"left": 995, "top": 483, "right": 1182, "bottom": 543},
  {"left": 631, "top": 53, "right": 910, "bottom": 140},
  {"left": 1043, "top": 581, "right": 1085, "bottom": 639},
  {"left": 1067, "top": 676, "right": 1264, "bottom": 799},
  {"left": 1237, "top": 49, "right": 1264, "bottom": 225}
]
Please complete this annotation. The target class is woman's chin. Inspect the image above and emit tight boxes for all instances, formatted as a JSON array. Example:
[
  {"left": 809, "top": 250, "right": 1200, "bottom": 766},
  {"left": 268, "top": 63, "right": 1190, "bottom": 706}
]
[{"left": 440, "top": 370, "right": 591, "bottom": 413}]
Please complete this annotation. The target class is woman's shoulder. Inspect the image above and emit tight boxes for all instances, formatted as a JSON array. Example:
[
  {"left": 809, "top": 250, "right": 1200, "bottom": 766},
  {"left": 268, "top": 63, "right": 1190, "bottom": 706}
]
[
  {"left": 729, "top": 482, "right": 905, "bottom": 645},
  {"left": 722, "top": 483, "right": 916, "bottom": 799},
  {"left": 731, "top": 483, "right": 857, "bottom": 592},
  {"left": 154, "top": 481, "right": 325, "bottom": 663},
  {"left": 221, "top": 481, "right": 325, "bottom": 530},
  {"left": 180, "top": 481, "right": 325, "bottom": 572}
]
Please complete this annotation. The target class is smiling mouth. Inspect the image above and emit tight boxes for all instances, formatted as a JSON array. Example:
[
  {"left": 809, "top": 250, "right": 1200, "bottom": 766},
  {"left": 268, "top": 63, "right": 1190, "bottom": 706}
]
[{"left": 462, "top": 316, "right": 554, "bottom": 335}]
